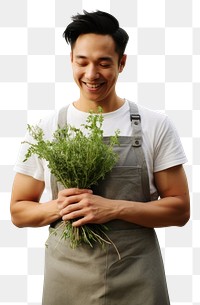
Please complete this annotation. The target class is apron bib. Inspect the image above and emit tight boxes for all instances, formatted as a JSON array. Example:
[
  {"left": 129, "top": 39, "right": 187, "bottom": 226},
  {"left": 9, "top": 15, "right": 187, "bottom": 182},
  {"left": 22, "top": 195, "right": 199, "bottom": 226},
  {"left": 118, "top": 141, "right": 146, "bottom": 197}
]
[{"left": 42, "top": 101, "right": 170, "bottom": 305}]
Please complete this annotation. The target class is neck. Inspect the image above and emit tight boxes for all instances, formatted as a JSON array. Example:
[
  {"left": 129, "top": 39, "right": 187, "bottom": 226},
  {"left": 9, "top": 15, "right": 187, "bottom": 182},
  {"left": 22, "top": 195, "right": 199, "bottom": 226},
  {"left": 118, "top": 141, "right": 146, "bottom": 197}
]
[{"left": 73, "top": 96, "right": 125, "bottom": 113}]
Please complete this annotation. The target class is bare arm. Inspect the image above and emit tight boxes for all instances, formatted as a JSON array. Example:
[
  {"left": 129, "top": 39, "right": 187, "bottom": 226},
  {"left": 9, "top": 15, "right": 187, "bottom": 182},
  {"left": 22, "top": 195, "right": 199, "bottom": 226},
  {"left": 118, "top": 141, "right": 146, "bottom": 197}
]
[
  {"left": 115, "top": 165, "right": 190, "bottom": 227},
  {"left": 10, "top": 173, "right": 61, "bottom": 227},
  {"left": 58, "top": 165, "right": 190, "bottom": 228},
  {"left": 10, "top": 173, "right": 93, "bottom": 228}
]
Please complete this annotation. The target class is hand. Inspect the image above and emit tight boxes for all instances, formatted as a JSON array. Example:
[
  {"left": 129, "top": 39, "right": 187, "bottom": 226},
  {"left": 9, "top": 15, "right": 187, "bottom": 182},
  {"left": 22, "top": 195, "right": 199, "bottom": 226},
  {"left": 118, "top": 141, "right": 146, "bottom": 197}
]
[
  {"left": 57, "top": 188, "right": 92, "bottom": 214},
  {"left": 57, "top": 188, "right": 117, "bottom": 226}
]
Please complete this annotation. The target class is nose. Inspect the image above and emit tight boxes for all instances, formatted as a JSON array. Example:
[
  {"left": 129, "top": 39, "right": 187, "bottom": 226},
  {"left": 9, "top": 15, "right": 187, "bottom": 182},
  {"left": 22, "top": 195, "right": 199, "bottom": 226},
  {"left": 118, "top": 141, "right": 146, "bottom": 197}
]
[{"left": 85, "top": 64, "right": 99, "bottom": 80}]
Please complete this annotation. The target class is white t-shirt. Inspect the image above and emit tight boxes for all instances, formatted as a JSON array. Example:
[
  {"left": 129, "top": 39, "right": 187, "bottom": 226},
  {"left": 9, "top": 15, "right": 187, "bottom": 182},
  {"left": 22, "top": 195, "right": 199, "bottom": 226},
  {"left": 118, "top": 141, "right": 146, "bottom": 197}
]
[{"left": 14, "top": 100, "right": 187, "bottom": 199}]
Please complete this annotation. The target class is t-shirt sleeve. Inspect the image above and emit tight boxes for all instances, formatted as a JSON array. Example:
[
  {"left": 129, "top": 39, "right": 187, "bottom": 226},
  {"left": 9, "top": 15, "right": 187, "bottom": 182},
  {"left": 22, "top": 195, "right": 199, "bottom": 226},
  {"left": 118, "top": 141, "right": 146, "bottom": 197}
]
[
  {"left": 153, "top": 115, "right": 187, "bottom": 172},
  {"left": 13, "top": 111, "right": 57, "bottom": 181},
  {"left": 13, "top": 130, "right": 45, "bottom": 181}
]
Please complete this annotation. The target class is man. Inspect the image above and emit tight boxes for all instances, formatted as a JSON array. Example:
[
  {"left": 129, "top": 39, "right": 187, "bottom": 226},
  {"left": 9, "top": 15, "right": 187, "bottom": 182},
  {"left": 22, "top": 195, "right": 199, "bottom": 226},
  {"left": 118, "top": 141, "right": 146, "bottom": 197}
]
[{"left": 10, "top": 10, "right": 190, "bottom": 305}]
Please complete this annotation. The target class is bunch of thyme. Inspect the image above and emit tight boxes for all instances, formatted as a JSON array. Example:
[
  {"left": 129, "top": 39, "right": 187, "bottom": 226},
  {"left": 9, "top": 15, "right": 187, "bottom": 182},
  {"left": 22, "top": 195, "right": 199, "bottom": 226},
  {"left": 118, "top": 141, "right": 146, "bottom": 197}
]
[{"left": 23, "top": 108, "right": 120, "bottom": 250}]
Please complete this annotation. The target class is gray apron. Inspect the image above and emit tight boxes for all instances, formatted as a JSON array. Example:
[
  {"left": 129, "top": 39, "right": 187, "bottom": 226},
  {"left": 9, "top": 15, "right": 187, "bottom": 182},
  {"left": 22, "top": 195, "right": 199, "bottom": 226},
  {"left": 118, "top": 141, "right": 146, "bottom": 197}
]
[{"left": 42, "top": 101, "right": 170, "bottom": 305}]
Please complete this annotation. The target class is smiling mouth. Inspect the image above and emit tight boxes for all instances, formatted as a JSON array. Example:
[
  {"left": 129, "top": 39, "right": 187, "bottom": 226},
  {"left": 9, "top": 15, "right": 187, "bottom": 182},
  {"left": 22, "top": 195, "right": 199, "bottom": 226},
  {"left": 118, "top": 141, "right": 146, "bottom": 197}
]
[{"left": 82, "top": 82, "right": 104, "bottom": 89}]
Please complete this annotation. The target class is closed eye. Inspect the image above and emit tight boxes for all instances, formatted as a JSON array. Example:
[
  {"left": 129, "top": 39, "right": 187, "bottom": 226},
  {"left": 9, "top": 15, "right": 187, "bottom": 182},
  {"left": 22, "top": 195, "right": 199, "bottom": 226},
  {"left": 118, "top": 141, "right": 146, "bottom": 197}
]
[
  {"left": 76, "top": 62, "right": 87, "bottom": 67},
  {"left": 100, "top": 63, "right": 111, "bottom": 68}
]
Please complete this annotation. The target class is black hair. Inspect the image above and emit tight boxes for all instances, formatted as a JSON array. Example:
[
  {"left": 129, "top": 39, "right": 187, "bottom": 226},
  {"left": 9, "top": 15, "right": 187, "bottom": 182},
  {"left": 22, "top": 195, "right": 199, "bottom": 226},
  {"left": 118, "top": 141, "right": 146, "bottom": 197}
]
[{"left": 63, "top": 10, "right": 129, "bottom": 60}]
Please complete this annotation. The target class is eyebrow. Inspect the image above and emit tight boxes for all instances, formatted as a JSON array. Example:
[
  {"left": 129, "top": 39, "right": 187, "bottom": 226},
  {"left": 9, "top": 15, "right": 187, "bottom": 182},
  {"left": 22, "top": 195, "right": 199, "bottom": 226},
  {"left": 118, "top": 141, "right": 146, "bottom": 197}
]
[{"left": 75, "top": 55, "right": 113, "bottom": 62}]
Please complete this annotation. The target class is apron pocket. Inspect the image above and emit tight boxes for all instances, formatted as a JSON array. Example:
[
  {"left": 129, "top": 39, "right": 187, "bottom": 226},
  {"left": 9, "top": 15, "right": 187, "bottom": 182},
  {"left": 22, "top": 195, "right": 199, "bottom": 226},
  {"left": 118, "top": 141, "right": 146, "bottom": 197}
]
[{"left": 92, "top": 166, "right": 145, "bottom": 201}]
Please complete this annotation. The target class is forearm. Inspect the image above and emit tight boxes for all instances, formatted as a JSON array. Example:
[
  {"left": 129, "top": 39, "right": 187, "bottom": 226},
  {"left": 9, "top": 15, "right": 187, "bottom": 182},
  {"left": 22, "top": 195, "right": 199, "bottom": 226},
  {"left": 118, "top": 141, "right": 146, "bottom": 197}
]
[
  {"left": 115, "top": 195, "right": 190, "bottom": 228},
  {"left": 11, "top": 199, "right": 61, "bottom": 228}
]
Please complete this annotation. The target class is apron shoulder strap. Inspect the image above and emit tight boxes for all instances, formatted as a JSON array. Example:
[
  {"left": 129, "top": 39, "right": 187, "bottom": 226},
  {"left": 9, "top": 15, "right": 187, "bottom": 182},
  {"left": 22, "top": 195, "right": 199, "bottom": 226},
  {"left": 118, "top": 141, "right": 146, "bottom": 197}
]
[
  {"left": 127, "top": 100, "right": 157, "bottom": 201},
  {"left": 127, "top": 100, "right": 143, "bottom": 147},
  {"left": 57, "top": 104, "right": 70, "bottom": 128}
]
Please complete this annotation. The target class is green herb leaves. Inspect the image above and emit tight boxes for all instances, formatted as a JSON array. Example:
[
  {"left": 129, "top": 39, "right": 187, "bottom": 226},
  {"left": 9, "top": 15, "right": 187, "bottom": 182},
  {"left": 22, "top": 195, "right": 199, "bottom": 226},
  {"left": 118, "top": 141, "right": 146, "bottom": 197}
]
[{"left": 23, "top": 108, "right": 120, "bottom": 249}]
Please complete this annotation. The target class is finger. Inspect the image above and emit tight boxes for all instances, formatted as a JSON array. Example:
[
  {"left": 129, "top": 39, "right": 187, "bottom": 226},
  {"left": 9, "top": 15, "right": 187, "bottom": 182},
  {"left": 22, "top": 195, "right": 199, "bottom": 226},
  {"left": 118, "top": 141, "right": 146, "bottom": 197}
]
[
  {"left": 71, "top": 217, "right": 86, "bottom": 227},
  {"left": 60, "top": 202, "right": 80, "bottom": 216},
  {"left": 58, "top": 188, "right": 93, "bottom": 197},
  {"left": 57, "top": 192, "right": 92, "bottom": 211},
  {"left": 65, "top": 214, "right": 91, "bottom": 227},
  {"left": 61, "top": 208, "right": 84, "bottom": 222},
  {"left": 57, "top": 194, "right": 85, "bottom": 210}
]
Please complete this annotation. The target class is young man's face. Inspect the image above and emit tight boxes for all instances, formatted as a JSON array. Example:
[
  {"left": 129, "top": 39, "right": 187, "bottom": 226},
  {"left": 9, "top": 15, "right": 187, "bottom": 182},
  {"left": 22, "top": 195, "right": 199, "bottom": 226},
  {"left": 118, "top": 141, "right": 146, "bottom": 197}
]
[{"left": 71, "top": 33, "right": 126, "bottom": 107}]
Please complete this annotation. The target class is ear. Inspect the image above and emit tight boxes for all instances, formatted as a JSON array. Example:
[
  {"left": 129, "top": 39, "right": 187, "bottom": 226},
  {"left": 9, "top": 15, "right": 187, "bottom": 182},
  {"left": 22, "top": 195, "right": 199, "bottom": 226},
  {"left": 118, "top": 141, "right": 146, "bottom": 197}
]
[{"left": 119, "top": 54, "right": 127, "bottom": 73}]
